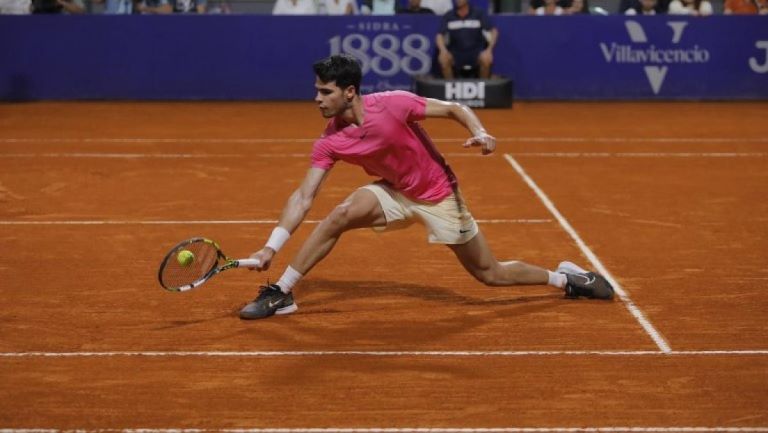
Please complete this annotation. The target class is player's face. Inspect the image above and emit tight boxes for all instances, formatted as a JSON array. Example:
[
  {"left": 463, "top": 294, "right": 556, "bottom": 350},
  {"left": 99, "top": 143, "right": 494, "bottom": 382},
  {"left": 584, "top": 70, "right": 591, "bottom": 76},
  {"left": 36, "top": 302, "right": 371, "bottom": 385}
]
[
  {"left": 315, "top": 78, "right": 357, "bottom": 119},
  {"left": 314, "top": 78, "right": 351, "bottom": 118}
]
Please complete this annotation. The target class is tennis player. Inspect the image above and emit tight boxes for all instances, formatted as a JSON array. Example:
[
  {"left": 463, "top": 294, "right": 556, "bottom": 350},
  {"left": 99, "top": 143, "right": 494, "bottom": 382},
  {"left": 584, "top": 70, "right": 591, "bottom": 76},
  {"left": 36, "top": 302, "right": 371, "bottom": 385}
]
[{"left": 240, "top": 54, "right": 613, "bottom": 319}]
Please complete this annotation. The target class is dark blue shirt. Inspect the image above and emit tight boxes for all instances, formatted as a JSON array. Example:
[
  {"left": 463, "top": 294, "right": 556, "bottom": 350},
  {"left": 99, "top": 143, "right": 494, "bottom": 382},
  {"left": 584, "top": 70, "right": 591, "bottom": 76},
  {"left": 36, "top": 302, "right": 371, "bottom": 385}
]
[{"left": 439, "top": 6, "right": 494, "bottom": 53}]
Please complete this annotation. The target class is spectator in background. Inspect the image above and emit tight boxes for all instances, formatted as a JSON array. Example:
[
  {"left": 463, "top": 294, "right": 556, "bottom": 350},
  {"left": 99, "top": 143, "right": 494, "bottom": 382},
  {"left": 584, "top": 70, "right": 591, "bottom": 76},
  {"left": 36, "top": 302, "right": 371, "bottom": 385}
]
[
  {"left": 0, "top": 0, "right": 30, "bottom": 13},
  {"left": 625, "top": 0, "right": 659, "bottom": 14},
  {"left": 436, "top": 0, "right": 497, "bottom": 79},
  {"left": 323, "top": 0, "right": 357, "bottom": 14},
  {"left": 398, "top": 0, "right": 434, "bottom": 13},
  {"left": 172, "top": 0, "right": 206, "bottom": 12},
  {"left": 136, "top": 0, "right": 172, "bottom": 13},
  {"left": 724, "top": 0, "right": 768, "bottom": 14},
  {"left": 668, "top": 0, "right": 712, "bottom": 15},
  {"left": 273, "top": 0, "right": 317, "bottom": 13},
  {"left": 564, "top": 0, "right": 588, "bottom": 13},
  {"left": 534, "top": 0, "right": 563, "bottom": 14},
  {"left": 421, "top": 0, "right": 451, "bottom": 14},
  {"left": 620, "top": 0, "right": 669, "bottom": 13},
  {"left": 31, "top": 0, "right": 83, "bottom": 12},
  {"left": 92, "top": 0, "right": 132, "bottom": 14},
  {"left": 527, "top": 0, "right": 558, "bottom": 13}
]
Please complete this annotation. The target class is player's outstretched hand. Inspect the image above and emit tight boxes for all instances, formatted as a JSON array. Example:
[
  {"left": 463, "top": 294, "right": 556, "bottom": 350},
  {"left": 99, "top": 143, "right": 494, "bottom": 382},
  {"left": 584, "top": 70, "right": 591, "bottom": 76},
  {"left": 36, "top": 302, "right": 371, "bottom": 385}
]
[
  {"left": 246, "top": 248, "right": 274, "bottom": 271},
  {"left": 464, "top": 133, "right": 496, "bottom": 155}
]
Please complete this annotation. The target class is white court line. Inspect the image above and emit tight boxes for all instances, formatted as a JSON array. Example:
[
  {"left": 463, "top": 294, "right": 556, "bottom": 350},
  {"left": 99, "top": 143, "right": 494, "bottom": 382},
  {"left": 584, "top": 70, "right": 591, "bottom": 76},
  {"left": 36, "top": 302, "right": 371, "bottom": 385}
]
[
  {"left": 2, "top": 428, "right": 768, "bottom": 433},
  {"left": 1, "top": 350, "right": 768, "bottom": 358},
  {"left": 0, "top": 219, "right": 551, "bottom": 226},
  {"left": 0, "top": 153, "right": 488, "bottom": 159},
  {"left": 2, "top": 152, "right": 766, "bottom": 159},
  {"left": 511, "top": 152, "right": 767, "bottom": 158},
  {"left": 1, "top": 136, "right": 767, "bottom": 143},
  {"left": 503, "top": 154, "right": 671, "bottom": 353}
]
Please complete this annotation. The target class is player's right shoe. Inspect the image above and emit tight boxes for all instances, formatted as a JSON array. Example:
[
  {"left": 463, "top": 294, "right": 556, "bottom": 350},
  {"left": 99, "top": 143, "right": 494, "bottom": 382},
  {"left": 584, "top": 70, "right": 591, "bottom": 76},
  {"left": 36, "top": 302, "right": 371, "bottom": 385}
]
[
  {"left": 557, "top": 261, "right": 615, "bottom": 300},
  {"left": 239, "top": 284, "right": 298, "bottom": 320}
]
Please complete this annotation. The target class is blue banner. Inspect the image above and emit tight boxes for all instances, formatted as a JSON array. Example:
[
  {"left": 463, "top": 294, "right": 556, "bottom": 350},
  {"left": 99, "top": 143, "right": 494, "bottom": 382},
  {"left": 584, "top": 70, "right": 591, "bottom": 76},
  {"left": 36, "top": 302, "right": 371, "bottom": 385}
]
[{"left": 1, "top": 15, "right": 766, "bottom": 100}]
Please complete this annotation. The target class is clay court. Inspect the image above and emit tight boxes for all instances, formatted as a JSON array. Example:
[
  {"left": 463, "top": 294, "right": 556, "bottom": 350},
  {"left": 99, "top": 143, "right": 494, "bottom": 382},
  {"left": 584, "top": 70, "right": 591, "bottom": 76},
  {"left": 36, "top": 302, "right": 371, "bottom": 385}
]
[{"left": 1, "top": 101, "right": 767, "bottom": 430}]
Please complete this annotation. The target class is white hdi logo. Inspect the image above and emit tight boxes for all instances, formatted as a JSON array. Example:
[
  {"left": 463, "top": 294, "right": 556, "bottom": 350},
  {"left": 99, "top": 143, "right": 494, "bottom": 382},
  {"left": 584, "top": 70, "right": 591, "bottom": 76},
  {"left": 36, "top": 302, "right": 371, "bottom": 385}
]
[{"left": 445, "top": 82, "right": 486, "bottom": 100}]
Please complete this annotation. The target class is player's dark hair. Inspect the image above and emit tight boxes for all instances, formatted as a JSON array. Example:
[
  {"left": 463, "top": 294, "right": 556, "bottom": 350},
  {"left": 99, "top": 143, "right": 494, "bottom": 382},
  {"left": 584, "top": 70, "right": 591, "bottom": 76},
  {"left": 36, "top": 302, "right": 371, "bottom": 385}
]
[{"left": 313, "top": 54, "right": 362, "bottom": 95}]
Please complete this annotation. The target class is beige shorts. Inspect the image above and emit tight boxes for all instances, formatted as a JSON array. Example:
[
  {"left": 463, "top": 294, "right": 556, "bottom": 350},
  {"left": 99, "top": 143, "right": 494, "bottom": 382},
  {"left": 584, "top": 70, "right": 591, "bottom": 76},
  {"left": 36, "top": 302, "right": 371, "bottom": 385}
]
[{"left": 361, "top": 181, "right": 479, "bottom": 245}]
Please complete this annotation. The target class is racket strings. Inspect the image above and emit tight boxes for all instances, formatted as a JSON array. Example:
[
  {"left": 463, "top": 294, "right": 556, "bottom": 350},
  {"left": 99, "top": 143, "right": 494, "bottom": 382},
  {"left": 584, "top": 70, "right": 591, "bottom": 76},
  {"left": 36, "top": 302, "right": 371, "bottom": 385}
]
[{"left": 160, "top": 241, "right": 219, "bottom": 289}]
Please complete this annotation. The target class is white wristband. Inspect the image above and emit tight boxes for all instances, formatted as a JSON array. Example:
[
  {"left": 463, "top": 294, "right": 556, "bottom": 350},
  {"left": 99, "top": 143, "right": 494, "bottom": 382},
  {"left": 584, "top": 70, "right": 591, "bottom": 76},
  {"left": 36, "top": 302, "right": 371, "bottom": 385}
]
[{"left": 265, "top": 226, "right": 291, "bottom": 252}]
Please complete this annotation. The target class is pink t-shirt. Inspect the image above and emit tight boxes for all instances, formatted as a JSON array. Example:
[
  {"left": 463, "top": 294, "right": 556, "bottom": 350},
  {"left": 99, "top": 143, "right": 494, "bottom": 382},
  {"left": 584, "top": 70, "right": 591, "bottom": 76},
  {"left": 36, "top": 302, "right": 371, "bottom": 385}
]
[{"left": 311, "top": 91, "right": 455, "bottom": 203}]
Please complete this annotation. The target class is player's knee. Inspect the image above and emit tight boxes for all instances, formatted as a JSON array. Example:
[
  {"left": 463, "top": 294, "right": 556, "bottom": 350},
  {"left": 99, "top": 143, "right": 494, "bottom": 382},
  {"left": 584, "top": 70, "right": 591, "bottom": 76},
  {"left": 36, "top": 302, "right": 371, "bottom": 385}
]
[
  {"left": 470, "top": 266, "right": 501, "bottom": 286},
  {"left": 323, "top": 203, "right": 353, "bottom": 233}
]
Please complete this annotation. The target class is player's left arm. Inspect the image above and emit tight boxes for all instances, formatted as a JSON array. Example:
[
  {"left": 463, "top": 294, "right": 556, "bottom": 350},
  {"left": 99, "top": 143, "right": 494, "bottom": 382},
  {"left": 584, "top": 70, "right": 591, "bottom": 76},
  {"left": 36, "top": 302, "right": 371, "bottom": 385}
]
[{"left": 424, "top": 98, "right": 496, "bottom": 155}]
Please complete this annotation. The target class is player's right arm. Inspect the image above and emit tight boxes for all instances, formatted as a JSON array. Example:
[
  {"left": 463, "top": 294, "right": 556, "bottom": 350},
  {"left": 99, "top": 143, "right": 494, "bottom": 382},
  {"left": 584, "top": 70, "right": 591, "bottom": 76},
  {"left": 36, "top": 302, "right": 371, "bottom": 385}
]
[{"left": 248, "top": 167, "right": 330, "bottom": 271}]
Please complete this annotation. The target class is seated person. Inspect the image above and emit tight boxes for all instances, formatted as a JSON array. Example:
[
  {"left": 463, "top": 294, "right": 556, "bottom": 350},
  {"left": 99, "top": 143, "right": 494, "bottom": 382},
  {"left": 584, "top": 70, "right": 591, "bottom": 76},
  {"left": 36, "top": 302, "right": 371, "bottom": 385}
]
[
  {"left": 667, "top": 0, "right": 712, "bottom": 15},
  {"left": 272, "top": 0, "right": 317, "bottom": 14},
  {"left": 358, "top": 0, "right": 394, "bottom": 14},
  {"left": 625, "top": 0, "right": 659, "bottom": 14},
  {"left": 564, "top": 0, "right": 589, "bottom": 13},
  {"left": 527, "top": 0, "right": 564, "bottom": 13},
  {"left": 724, "top": 0, "right": 768, "bottom": 13},
  {"left": 172, "top": 0, "right": 206, "bottom": 12},
  {"left": 534, "top": 0, "right": 563, "bottom": 14},
  {"left": 31, "top": 0, "right": 84, "bottom": 13},
  {"left": 397, "top": 0, "right": 434, "bottom": 13},
  {"left": 620, "top": 0, "right": 669, "bottom": 13},
  {"left": 93, "top": 0, "right": 133, "bottom": 14},
  {"left": 136, "top": 0, "right": 172, "bottom": 13},
  {"left": 420, "top": 0, "right": 451, "bottom": 14},
  {"left": 323, "top": 0, "right": 357, "bottom": 14},
  {"left": 435, "top": 0, "right": 497, "bottom": 79}
]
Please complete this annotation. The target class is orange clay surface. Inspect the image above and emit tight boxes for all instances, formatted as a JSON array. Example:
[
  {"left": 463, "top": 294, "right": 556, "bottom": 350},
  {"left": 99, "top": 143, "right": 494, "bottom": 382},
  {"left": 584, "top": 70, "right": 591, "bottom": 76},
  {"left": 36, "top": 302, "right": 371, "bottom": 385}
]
[{"left": 0, "top": 101, "right": 767, "bottom": 429}]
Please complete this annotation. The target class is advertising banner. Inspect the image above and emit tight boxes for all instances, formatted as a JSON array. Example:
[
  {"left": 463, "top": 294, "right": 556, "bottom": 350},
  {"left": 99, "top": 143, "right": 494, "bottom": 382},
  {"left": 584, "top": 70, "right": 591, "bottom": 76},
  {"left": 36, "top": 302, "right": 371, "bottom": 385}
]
[{"left": 1, "top": 15, "right": 766, "bottom": 100}]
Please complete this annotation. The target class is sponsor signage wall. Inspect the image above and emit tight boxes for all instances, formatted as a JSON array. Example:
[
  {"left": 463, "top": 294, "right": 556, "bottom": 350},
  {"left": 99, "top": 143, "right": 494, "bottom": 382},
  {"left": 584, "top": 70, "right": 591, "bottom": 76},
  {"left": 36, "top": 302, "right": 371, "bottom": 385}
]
[{"left": 0, "top": 15, "right": 766, "bottom": 100}]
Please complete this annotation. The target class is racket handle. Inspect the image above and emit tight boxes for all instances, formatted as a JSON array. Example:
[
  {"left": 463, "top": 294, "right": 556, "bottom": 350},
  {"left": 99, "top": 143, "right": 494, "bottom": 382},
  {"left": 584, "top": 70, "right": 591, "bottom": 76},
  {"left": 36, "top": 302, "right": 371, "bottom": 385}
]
[{"left": 237, "top": 258, "right": 261, "bottom": 268}]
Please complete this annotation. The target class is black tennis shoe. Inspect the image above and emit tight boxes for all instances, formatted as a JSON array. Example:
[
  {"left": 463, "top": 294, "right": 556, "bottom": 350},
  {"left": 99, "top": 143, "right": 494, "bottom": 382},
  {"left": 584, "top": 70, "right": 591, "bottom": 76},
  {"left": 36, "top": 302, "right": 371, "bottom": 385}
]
[
  {"left": 557, "top": 261, "right": 614, "bottom": 300},
  {"left": 239, "top": 284, "right": 298, "bottom": 320},
  {"left": 563, "top": 271, "right": 614, "bottom": 300}
]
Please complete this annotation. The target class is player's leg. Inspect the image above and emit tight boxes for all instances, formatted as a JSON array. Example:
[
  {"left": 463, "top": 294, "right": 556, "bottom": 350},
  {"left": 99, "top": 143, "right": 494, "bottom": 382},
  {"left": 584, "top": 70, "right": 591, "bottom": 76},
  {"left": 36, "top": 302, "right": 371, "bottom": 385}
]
[
  {"left": 447, "top": 229, "right": 553, "bottom": 286},
  {"left": 448, "top": 230, "right": 615, "bottom": 299},
  {"left": 290, "top": 187, "right": 386, "bottom": 275},
  {"left": 240, "top": 188, "right": 386, "bottom": 320}
]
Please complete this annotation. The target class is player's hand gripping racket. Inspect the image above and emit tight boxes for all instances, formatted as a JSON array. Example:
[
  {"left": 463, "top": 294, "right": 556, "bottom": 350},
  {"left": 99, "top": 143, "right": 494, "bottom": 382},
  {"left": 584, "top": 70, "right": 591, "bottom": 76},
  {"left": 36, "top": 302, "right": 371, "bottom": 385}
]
[{"left": 157, "top": 237, "right": 260, "bottom": 292}]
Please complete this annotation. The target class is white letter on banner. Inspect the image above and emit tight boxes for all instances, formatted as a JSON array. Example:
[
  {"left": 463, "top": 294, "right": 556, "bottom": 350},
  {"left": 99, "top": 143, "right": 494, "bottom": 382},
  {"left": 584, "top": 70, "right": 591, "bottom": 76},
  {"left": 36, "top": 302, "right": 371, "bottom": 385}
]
[
  {"left": 463, "top": 83, "right": 478, "bottom": 99},
  {"left": 445, "top": 82, "right": 461, "bottom": 99},
  {"left": 667, "top": 22, "right": 688, "bottom": 44},
  {"left": 749, "top": 41, "right": 768, "bottom": 74}
]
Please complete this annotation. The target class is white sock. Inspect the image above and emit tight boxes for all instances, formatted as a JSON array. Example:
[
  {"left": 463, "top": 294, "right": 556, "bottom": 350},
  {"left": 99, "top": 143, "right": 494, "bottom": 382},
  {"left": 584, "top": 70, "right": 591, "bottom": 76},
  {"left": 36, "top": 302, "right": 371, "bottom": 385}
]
[
  {"left": 547, "top": 270, "right": 567, "bottom": 289},
  {"left": 276, "top": 266, "right": 303, "bottom": 293}
]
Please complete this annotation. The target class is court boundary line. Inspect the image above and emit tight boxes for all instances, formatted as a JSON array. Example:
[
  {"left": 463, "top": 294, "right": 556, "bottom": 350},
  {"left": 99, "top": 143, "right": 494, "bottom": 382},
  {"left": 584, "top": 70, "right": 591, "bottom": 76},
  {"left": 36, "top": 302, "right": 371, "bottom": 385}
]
[
  {"left": 503, "top": 154, "right": 671, "bottom": 353},
  {"left": 1, "top": 136, "right": 767, "bottom": 143},
  {"left": 2, "top": 350, "right": 767, "bottom": 358},
  {"left": 0, "top": 153, "right": 490, "bottom": 159},
  {"left": 2, "top": 428, "right": 768, "bottom": 433},
  {"left": 0, "top": 219, "right": 551, "bottom": 226},
  {"left": 1, "top": 152, "right": 766, "bottom": 159}
]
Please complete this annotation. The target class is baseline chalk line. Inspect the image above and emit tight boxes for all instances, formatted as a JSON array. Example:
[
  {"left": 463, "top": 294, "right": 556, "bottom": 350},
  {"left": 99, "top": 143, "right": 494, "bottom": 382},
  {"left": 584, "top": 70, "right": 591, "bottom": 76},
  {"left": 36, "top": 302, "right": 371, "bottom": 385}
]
[{"left": 503, "top": 154, "right": 671, "bottom": 353}]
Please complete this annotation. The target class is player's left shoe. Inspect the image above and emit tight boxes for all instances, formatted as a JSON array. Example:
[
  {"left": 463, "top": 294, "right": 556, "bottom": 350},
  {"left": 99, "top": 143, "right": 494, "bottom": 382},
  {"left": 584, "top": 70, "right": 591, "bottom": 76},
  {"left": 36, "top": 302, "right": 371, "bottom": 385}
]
[
  {"left": 558, "top": 261, "right": 614, "bottom": 300},
  {"left": 239, "top": 284, "right": 298, "bottom": 320}
]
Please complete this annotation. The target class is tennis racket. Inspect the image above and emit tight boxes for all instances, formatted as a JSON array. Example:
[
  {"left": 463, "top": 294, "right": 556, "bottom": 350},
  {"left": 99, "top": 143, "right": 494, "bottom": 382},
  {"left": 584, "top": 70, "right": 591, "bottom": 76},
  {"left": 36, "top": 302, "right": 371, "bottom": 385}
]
[{"left": 157, "top": 237, "right": 260, "bottom": 292}]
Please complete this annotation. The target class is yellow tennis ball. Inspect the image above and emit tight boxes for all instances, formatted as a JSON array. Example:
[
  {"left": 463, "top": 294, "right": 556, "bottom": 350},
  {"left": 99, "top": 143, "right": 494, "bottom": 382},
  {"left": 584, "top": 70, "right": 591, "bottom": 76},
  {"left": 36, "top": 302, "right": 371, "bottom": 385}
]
[{"left": 177, "top": 249, "right": 195, "bottom": 267}]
